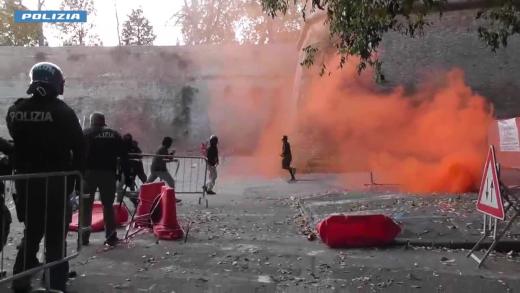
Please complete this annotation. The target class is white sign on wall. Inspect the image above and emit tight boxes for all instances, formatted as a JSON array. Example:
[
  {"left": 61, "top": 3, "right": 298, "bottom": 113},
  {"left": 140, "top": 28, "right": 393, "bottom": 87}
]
[{"left": 498, "top": 118, "right": 520, "bottom": 152}]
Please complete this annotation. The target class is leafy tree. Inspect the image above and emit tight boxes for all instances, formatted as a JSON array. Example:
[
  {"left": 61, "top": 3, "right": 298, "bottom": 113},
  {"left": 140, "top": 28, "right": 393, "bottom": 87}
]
[
  {"left": 174, "top": 0, "right": 302, "bottom": 45},
  {"left": 260, "top": 0, "right": 520, "bottom": 80},
  {"left": 238, "top": 0, "right": 303, "bottom": 44},
  {"left": 56, "top": 0, "right": 101, "bottom": 46},
  {"left": 121, "top": 8, "right": 156, "bottom": 45},
  {"left": 0, "top": 0, "right": 43, "bottom": 46},
  {"left": 175, "top": 0, "right": 239, "bottom": 45}
]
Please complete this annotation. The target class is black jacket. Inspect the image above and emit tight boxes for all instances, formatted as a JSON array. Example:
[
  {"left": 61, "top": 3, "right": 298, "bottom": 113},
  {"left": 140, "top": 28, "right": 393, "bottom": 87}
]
[
  {"left": 126, "top": 141, "right": 143, "bottom": 160},
  {"left": 84, "top": 126, "right": 128, "bottom": 173},
  {"left": 151, "top": 146, "right": 171, "bottom": 172},
  {"left": 6, "top": 96, "right": 84, "bottom": 173},
  {"left": 282, "top": 141, "right": 292, "bottom": 159},
  {"left": 207, "top": 144, "right": 219, "bottom": 167}
]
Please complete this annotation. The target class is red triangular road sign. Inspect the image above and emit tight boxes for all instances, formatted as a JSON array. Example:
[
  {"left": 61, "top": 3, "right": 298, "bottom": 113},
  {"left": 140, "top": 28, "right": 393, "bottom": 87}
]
[{"left": 476, "top": 146, "right": 505, "bottom": 220}]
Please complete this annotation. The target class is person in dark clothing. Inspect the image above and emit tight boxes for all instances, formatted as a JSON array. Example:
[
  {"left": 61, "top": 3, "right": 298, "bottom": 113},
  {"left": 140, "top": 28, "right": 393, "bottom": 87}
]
[
  {"left": 203, "top": 135, "right": 219, "bottom": 195},
  {"left": 122, "top": 133, "right": 147, "bottom": 185},
  {"left": 0, "top": 138, "right": 14, "bottom": 252},
  {"left": 6, "top": 62, "right": 85, "bottom": 293},
  {"left": 281, "top": 135, "right": 296, "bottom": 182},
  {"left": 82, "top": 112, "right": 128, "bottom": 247},
  {"left": 146, "top": 137, "right": 181, "bottom": 202},
  {"left": 147, "top": 136, "right": 175, "bottom": 186},
  {"left": 116, "top": 134, "right": 146, "bottom": 206}
]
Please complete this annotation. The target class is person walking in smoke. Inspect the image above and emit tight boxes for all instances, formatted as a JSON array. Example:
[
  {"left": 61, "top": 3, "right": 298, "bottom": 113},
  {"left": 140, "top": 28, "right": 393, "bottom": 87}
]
[
  {"left": 147, "top": 136, "right": 181, "bottom": 202},
  {"left": 7, "top": 62, "right": 85, "bottom": 293},
  {"left": 281, "top": 135, "right": 296, "bottom": 182},
  {"left": 203, "top": 135, "right": 219, "bottom": 195},
  {"left": 82, "top": 112, "right": 129, "bottom": 247}
]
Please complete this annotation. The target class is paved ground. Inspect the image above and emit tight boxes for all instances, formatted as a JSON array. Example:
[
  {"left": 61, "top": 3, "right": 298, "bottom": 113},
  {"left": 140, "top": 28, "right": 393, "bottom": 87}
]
[{"left": 1, "top": 162, "right": 520, "bottom": 292}]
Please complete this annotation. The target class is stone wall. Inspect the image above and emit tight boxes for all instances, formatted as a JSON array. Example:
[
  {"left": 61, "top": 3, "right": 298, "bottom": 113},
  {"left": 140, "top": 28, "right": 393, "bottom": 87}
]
[
  {"left": 0, "top": 44, "right": 299, "bottom": 152},
  {"left": 297, "top": 10, "right": 520, "bottom": 118}
]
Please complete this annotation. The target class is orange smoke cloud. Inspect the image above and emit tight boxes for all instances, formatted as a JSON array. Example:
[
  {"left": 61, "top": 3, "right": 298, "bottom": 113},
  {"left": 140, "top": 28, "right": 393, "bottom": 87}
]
[
  {"left": 295, "top": 58, "right": 492, "bottom": 192},
  {"left": 208, "top": 80, "right": 293, "bottom": 177},
  {"left": 209, "top": 55, "right": 492, "bottom": 192}
]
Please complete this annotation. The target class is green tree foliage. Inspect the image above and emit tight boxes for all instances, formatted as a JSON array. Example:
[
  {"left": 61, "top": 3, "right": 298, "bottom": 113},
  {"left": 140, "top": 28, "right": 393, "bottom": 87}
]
[
  {"left": 239, "top": 0, "right": 303, "bottom": 43},
  {"left": 261, "top": 0, "right": 520, "bottom": 79},
  {"left": 174, "top": 0, "right": 302, "bottom": 45},
  {"left": 121, "top": 8, "right": 156, "bottom": 45},
  {"left": 175, "top": 0, "right": 239, "bottom": 45},
  {"left": 477, "top": 0, "right": 520, "bottom": 51},
  {"left": 56, "top": 0, "right": 101, "bottom": 46},
  {"left": 0, "top": 0, "right": 43, "bottom": 46}
]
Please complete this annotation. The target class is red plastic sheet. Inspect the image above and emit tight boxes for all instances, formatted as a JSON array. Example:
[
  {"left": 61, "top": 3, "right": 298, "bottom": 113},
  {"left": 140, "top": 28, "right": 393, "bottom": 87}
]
[
  {"left": 316, "top": 214, "right": 401, "bottom": 248},
  {"left": 69, "top": 201, "right": 129, "bottom": 232}
]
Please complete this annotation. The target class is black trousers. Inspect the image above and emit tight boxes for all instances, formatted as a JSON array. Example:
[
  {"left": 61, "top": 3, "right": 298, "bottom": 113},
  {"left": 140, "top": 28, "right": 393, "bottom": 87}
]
[
  {"left": 82, "top": 170, "right": 117, "bottom": 240},
  {"left": 13, "top": 176, "right": 71, "bottom": 291}
]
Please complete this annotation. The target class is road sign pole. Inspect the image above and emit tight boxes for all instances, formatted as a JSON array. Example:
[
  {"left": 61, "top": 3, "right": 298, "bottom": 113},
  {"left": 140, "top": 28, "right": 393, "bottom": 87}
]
[{"left": 468, "top": 145, "right": 520, "bottom": 267}]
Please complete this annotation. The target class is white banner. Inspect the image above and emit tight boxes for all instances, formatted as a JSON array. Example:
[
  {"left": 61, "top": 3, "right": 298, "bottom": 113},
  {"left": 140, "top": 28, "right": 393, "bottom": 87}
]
[{"left": 498, "top": 118, "right": 520, "bottom": 152}]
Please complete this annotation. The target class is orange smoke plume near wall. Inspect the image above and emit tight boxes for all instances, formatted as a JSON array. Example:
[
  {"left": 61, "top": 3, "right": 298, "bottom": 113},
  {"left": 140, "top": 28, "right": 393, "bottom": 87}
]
[
  {"left": 209, "top": 55, "right": 492, "bottom": 192},
  {"left": 296, "top": 58, "right": 492, "bottom": 192}
]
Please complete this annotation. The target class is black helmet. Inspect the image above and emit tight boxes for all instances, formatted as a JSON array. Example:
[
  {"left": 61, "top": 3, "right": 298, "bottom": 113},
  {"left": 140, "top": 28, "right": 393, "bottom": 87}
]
[
  {"left": 90, "top": 112, "right": 106, "bottom": 127},
  {"left": 209, "top": 135, "right": 218, "bottom": 144},
  {"left": 162, "top": 136, "right": 173, "bottom": 147},
  {"left": 27, "top": 62, "right": 65, "bottom": 96},
  {"left": 123, "top": 133, "right": 133, "bottom": 142}
]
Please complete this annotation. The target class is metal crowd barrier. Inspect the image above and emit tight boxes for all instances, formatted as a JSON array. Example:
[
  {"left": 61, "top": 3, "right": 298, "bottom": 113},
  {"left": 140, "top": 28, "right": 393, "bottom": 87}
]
[
  {"left": 130, "top": 154, "right": 209, "bottom": 207},
  {"left": 0, "top": 171, "right": 85, "bottom": 291}
]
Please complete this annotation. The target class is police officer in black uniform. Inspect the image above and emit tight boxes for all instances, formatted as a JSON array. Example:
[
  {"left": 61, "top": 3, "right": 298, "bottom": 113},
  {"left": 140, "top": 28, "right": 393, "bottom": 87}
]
[
  {"left": 7, "top": 62, "right": 84, "bottom": 293},
  {"left": 82, "top": 112, "right": 128, "bottom": 247}
]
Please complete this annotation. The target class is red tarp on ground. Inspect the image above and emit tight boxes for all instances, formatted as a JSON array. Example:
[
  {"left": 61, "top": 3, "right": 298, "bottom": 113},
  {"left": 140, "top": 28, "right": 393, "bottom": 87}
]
[
  {"left": 316, "top": 214, "right": 401, "bottom": 248},
  {"left": 69, "top": 201, "right": 129, "bottom": 232}
]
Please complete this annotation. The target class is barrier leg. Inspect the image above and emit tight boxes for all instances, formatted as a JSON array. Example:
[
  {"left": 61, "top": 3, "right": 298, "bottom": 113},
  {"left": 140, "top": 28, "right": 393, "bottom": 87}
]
[{"left": 478, "top": 211, "right": 520, "bottom": 267}]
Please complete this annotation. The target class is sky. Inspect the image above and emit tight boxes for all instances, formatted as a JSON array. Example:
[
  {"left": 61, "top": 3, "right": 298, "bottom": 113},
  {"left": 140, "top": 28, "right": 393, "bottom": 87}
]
[{"left": 21, "top": 0, "right": 184, "bottom": 46}]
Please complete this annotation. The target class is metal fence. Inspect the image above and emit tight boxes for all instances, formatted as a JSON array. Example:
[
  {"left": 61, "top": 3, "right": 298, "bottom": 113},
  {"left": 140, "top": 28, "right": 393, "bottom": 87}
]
[
  {"left": 0, "top": 171, "right": 85, "bottom": 291},
  {"left": 128, "top": 154, "right": 209, "bottom": 207}
]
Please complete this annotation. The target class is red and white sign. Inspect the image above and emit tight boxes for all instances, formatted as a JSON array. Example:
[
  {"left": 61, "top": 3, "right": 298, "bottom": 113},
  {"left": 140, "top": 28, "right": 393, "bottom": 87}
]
[{"left": 477, "top": 146, "right": 505, "bottom": 220}]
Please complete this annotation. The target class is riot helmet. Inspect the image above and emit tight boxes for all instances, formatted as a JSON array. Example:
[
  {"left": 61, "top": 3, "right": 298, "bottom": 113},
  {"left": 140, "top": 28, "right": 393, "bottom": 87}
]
[{"left": 26, "top": 62, "right": 65, "bottom": 97}]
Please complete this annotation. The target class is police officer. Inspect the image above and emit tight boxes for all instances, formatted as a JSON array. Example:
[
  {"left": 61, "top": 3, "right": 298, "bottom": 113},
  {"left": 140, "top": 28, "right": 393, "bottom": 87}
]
[
  {"left": 82, "top": 112, "right": 128, "bottom": 247},
  {"left": 6, "top": 62, "right": 85, "bottom": 293}
]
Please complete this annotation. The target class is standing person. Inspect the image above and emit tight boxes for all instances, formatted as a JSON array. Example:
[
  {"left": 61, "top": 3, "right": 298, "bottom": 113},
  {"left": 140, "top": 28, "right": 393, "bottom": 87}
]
[
  {"left": 7, "top": 62, "right": 84, "bottom": 293},
  {"left": 281, "top": 135, "right": 296, "bottom": 182},
  {"left": 203, "top": 135, "right": 219, "bottom": 195},
  {"left": 82, "top": 112, "right": 128, "bottom": 247},
  {"left": 121, "top": 133, "right": 147, "bottom": 186},
  {"left": 0, "top": 138, "right": 14, "bottom": 252},
  {"left": 147, "top": 137, "right": 181, "bottom": 202},
  {"left": 131, "top": 140, "right": 147, "bottom": 184}
]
